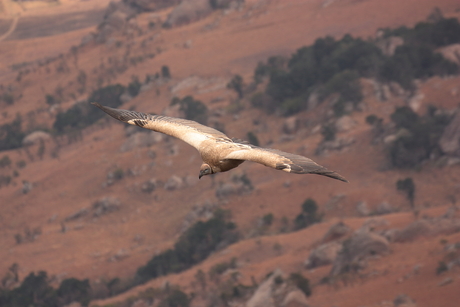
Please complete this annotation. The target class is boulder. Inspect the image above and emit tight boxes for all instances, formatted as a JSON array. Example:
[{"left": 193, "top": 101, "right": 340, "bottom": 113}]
[
  {"left": 437, "top": 44, "right": 460, "bottom": 65},
  {"left": 375, "top": 202, "right": 395, "bottom": 215},
  {"left": 120, "top": 132, "right": 162, "bottom": 152},
  {"left": 439, "top": 111, "right": 460, "bottom": 156},
  {"left": 22, "top": 180, "right": 33, "bottom": 194},
  {"left": 163, "top": 0, "right": 213, "bottom": 28},
  {"left": 394, "top": 220, "right": 431, "bottom": 242},
  {"left": 330, "top": 231, "right": 389, "bottom": 276},
  {"left": 93, "top": 197, "right": 121, "bottom": 217},
  {"left": 315, "top": 137, "right": 355, "bottom": 155},
  {"left": 22, "top": 131, "right": 51, "bottom": 146},
  {"left": 335, "top": 116, "right": 357, "bottom": 132},
  {"left": 321, "top": 221, "right": 352, "bottom": 243},
  {"left": 164, "top": 175, "right": 183, "bottom": 191},
  {"left": 246, "top": 270, "right": 282, "bottom": 307},
  {"left": 356, "top": 201, "right": 370, "bottom": 216},
  {"left": 141, "top": 179, "right": 157, "bottom": 193},
  {"left": 376, "top": 36, "right": 404, "bottom": 56},
  {"left": 305, "top": 241, "right": 342, "bottom": 269},
  {"left": 282, "top": 289, "right": 310, "bottom": 307},
  {"left": 394, "top": 294, "right": 417, "bottom": 307},
  {"left": 215, "top": 182, "right": 245, "bottom": 199},
  {"left": 283, "top": 116, "right": 299, "bottom": 134}
]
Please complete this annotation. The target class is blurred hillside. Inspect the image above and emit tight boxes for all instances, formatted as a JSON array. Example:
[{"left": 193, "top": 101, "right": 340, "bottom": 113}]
[{"left": 0, "top": 0, "right": 460, "bottom": 307}]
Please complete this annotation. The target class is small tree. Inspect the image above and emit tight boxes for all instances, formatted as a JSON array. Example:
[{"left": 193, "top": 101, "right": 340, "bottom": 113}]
[
  {"left": 396, "top": 177, "right": 415, "bottom": 208},
  {"left": 262, "top": 213, "right": 274, "bottom": 226},
  {"left": 45, "top": 94, "right": 59, "bottom": 105},
  {"left": 246, "top": 131, "right": 259, "bottom": 146},
  {"left": 321, "top": 123, "right": 336, "bottom": 142},
  {"left": 227, "top": 75, "right": 244, "bottom": 99},
  {"left": 161, "top": 65, "right": 171, "bottom": 79},
  {"left": 171, "top": 96, "right": 208, "bottom": 124},
  {"left": 289, "top": 273, "right": 311, "bottom": 297},
  {"left": 128, "top": 75, "right": 142, "bottom": 97},
  {"left": 294, "top": 198, "right": 321, "bottom": 230}
]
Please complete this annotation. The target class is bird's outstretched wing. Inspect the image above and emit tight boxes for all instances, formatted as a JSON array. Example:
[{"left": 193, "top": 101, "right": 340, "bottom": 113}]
[
  {"left": 224, "top": 143, "right": 348, "bottom": 182},
  {"left": 92, "top": 103, "right": 231, "bottom": 150}
]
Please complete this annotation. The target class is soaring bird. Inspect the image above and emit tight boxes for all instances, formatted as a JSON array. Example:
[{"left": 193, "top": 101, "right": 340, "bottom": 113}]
[{"left": 92, "top": 102, "right": 347, "bottom": 182}]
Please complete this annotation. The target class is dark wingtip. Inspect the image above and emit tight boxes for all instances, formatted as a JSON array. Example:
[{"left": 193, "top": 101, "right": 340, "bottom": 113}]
[
  {"left": 91, "top": 102, "right": 103, "bottom": 109},
  {"left": 321, "top": 171, "right": 349, "bottom": 183}
]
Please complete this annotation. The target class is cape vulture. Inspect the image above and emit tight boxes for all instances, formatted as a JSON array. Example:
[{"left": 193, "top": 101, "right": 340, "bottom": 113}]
[{"left": 92, "top": 103, "right": 347, "bottom": 182}]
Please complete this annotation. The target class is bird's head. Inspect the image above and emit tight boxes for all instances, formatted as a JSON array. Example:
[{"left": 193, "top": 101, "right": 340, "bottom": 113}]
[{"left": 199, "top": 164, "right": 213, "bottom": 179}]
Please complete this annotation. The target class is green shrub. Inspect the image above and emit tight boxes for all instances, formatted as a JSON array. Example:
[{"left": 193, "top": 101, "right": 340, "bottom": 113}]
[
  {"left": 161, "top": 65, "right": 171, "bottom": 79},
  {"left": 136, "top": 209, "right": 238, "bottom": 283},
  {"left": 396, "top": 177, "right": 416, "bottom": 208},
  {"left": 387, "top": 106, "right": 451, "bottom": 168},
  {"left": 227, "top": 75, "right": 244, "bottom": 99},
  {"left": 436, "top": 261, "right": 448, "bottom": 275},
  {"left": 0, "top": 155, "right": 11, "bottom": 168},
  {"left": 246, "top": 131, "right": 259, "bottom": 146},
  {"left": 0, "top": 272, "right": 92, "bottom": 307},
  {"left": 159, "top": 289, "right": 189, "bottom": 307},
  {"left": 380, "top": 44, "right": 457, "bottom": 89},
  {"left": 1, "top": 93, "right": 14, "bottom": 105},
  {"left": 45, "top": 94, "right": 59, "bottom": 105},
  {"left": 250, "top": 92, "right": 276, "bottom": 114},
  {"left": 365, "top": 114, "right": 382, "bottom": 126},
  {"left": 16, "top": 160, "right": 26, "bottom": 168},
  {"left": 57, "top": 278, "right": 91, "bottom": 307},
  {"left": 171, "top": 96, "right": 208, "bottom": 124},
  {"left": 262, "top": 213, "right": 274, "bottom": 226},
  {"left": 289, "top": 273, "right": 311, "bottom": 297},
  {"left": 383, "top": 17, "right": 460, "bottom": 47},
  {"left": 0, "top": 115, "right": 25, "bottom": 151},
  {"left": 209, "top": 258, "right": 237, "bottom": 278},
  {"left": 320, "top": 70, "right": 361, "bottom": 101},
  {"left": 294, "top": 198, "right": 321, "bottom": 230},
  {"left": 53, "top": 84, "right": 125, "bottom": 134},
  {"left": 321, "top": 123, "right": 336, "bottom": 142},
  {"left": 254, "top": 16, "right": 459, "bottom": 116},
  {"left": 127, "top": 76, "right": 142, "bottom": 97}
]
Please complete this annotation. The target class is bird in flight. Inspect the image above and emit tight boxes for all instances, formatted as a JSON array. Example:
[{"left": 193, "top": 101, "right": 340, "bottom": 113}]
[{"left": 92, "top": 103, "right": 347, "bottom": 182}]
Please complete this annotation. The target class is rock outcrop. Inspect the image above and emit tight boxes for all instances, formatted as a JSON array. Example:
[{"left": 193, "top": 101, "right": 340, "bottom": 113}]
[
  {"left": 439, "top": 111, "right": 460, "bottom": 156},
  {"left": 123, "top": 0, "right": 181, "bottom": 12},
  {"left": 163, "top": 0, "right": 213, "bottom": 28},
  {"left": 437, "top": 44, "right": 460, "bottom": 65},
  {"left": 330, "top": 231, "right": 389, "bottom": 276},
  {"left": 305, "top": 241, "right": 342, "bottom": 269}
]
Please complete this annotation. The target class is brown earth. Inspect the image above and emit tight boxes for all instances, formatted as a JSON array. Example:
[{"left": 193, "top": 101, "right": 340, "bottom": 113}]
[{"left": 0, "top": 0, "right": 460, "bottom": 306}]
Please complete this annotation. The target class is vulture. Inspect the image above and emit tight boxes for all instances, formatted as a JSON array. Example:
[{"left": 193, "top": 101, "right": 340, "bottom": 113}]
[{"left": 92, "top": 102, "right": 347, "bottom": 182}]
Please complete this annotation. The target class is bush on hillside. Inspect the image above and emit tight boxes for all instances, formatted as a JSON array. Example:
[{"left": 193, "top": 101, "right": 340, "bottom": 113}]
[
  {"left": 53, "top": 84, "right": 125, "bottom": 134},
  {"left": 387, "top": 106, "right": 452, "bottom": 168},
  {"left": 293, "top": 198, "right": 322, "bottom": 231},
  {"left": 227, "top": 74, "right": 244, "bottom": 99},
  {"left": 253, "top": 16, "right": 460, "bottom": 116},
  {"left": 396, "top": 177, "right": 416, "bottom": 208},
  {"left": 171, "top": 96, "right": 208, "bottom": 124},
  {"left": 380, "top": 44, "right": 457, "bottom": 89},
  {"left": 0, "top": 115, "right": 25, "bottom": 151},
  {"left": 127, "top": 76, "right": 142, "bottom": 97},
  {"left": 0, "top": 271, "right": 91, "bottom": 307},
  {"left": 136, "top": 209, "right": 238, "bottom": 283},
  {"left": 382, "top": 17, "right": 460, "bottom": 47}
]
